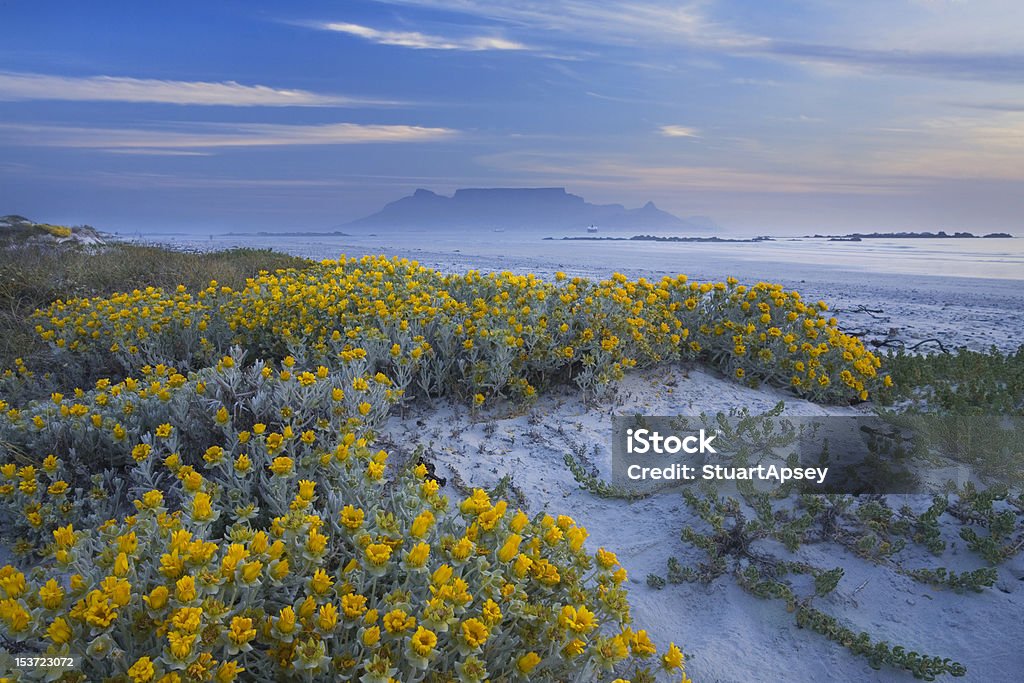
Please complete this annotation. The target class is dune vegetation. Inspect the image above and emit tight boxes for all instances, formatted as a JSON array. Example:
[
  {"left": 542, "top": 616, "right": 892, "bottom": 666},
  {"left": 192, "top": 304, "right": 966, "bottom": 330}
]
[{"left": 0, "top": 242, "right": 1018, "bottom": 681}]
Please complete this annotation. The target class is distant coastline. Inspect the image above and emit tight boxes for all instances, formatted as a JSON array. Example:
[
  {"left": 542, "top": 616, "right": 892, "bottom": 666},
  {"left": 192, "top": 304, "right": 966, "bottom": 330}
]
[
  {"left": 807, "top": 230, "right": 1014, "bottom": 240},
  {"left": 549, "top": 234, "right": 774, "bottom": 243}
]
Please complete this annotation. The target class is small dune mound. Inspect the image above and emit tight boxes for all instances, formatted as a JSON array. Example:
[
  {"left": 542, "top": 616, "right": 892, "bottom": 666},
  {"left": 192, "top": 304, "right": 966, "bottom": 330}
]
[{"left": 0, "top": 214, "right": 106, "bottom": 247}]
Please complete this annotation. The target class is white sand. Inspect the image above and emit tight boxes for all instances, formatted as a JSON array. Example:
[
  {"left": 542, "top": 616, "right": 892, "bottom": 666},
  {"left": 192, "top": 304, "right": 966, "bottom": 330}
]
[{"left": 384, "top": 367, "right": 1024, "bottom": 682}]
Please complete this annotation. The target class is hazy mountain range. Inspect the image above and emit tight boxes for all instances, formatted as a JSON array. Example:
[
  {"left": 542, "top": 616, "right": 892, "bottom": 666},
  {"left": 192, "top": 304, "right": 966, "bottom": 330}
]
[{"left": 343, "top": 188, "right": 719, "bottom": 233}]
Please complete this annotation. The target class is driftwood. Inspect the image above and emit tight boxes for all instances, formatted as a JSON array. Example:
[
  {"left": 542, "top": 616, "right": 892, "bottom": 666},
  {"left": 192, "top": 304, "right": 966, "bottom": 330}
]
[{"left": 869, "top": 338, "right": 949, "bottom": 353}]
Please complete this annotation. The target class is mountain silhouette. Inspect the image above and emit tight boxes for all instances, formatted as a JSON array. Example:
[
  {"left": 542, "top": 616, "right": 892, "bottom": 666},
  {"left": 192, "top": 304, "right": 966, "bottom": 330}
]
[{"left": 344, "top": 188, "right": 717, "bottom": 232}]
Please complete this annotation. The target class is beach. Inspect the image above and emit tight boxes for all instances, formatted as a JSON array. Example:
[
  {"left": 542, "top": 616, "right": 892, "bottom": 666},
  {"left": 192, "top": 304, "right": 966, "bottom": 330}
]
[{"left": 113, "top": 230, "right": 1024, "bottom": 682}]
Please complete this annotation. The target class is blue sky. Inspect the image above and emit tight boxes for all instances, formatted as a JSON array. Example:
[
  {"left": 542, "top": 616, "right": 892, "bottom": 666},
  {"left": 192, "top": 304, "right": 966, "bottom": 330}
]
[{"left": 1, "top": 0, "right": 1023, "bottom": 233}]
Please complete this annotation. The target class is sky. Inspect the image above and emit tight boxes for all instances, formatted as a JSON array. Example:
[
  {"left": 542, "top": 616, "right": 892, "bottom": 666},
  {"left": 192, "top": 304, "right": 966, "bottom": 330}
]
[{"left": 1, "top": 0, "right": 1023, "bottom": 234}]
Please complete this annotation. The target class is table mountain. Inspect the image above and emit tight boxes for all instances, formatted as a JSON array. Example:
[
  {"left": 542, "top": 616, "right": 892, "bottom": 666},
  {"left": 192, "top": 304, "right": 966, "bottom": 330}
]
[{"left": 344, "top": 188, "right": 717, "bottom": 232}]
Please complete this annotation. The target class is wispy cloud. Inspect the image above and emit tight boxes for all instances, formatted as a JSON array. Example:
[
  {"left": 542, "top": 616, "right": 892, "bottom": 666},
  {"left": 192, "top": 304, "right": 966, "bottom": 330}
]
[
  {"left": 0, "top": 121, "right": 457, "bottom": 150},
  {"left": 947, "top": 101, "right": 1024, "bottom": 113},
  {"left": 480, "top": 151, "right": 921, "bottom": 195},
  {"left": 373, "top": 1, "right": 1024, "bottom": 83},
  {"left": 659, "top": 125, "right": 700, "bottom": 138},
  {"left": 370, "top": 1, "right": 757, "bottom": 49},
  {"left": 318, "top": 21, "right": 528, "bottom": 51},
  {"left": 99, "top": 149, "right": 215, "bottom": 157},
  {"left": 0, "top": 71, "right": 398, "bottom": 106},
  {"left": 762, "top": 42, "right": 1024, "bottom": 84}
]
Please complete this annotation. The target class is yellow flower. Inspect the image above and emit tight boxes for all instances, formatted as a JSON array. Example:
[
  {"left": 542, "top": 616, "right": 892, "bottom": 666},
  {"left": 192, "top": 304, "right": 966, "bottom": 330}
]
[
  {"left": 80, "top": 590, "right": 118, "bottom": 628},
  {"left": 559, "top": 605, "right": 597, "bottom": 634},
  {"left": 298, "top": 595, "right": 316, "bottom": 620},
  {"left": 309, "top": 568, "right": 333, "bottom": 594},
  {"left": 480, "top": 599, "right": 502, "bottom": 626},
  {"left": 240, "top": 560, "right": 263, "bottom": 584},
  {"left": 266, "top": 433, "right": 284, "bottom": 453},
  {"left": 39, "top": 578, "right": 65, "bottom": 609},
  {"left": 510, "top": 509, "right": 529, "bottom": 532},
  {"left": 497, "top": 534, "right": 523, "bottom": 563},
  {"left": 460, "top": 489, "right": 491, "bottom": 515},
  {"left": 410, "top": 510, "right": 434, "bottom": 537},
  {"left": 517, "top": 652, "right": 542, "bottom": 674},
  {"left": 596, "top": 547, "right": 619, "bottom": 569},
  {"left": 364, "top": 543, "right": 392, "bottom": 568},
  {"left": 341, "top": 593, "right": 368, "bottom": 619},
  {"left": 131, "top": 443, "right": 152, "bottom": 463},
  {"left": 630, "top": 629, "right": 657, "bottom": 656},
  {"left": 339, "top": 505, "right": 365, "bottom": 530},
  {"left": 270, "top": 559, "right": 290, "bottom": 581},
  {"left": 451, "top": 537, "right": 475, "bottom": 562},
  {"left": 228, "top": 616, "right": 256, "bottom": 646},
  {"left": 460, "top": 617, "right": 489, "bottom": 648},
  {"left": 144, "top": 586, "right": 169, "bottom": 610},
  {"left": 134, "top": 489, "right": 163, "bottom": 512},
  {"left": 297, "top": 479, "right": 316, "bottom": 499},
  {"left": 176, "top": 575, "right": 197, "bottom": 602},
  {"left": 410, "top": 625, "right": 438, "bottom": 657},
  {"left": 1, "top": 598, "right": 30, "bottom": 632},
  {"left": 191, "top": 492, "right": 214, "bottom": 522},
  {"left": 171, "top": 606, "right": 203, "bottom": 634},
  {"left": 306, "top": 529, "right": 328, "bottom": 555},
  {"left": 365, "top": 460, "right": 385, "bottom": 480},
  {"left": 53, "top": 524, "right": 76, "bottom": 548},
  {"left": 168, "top": 631, "right": 197, "bottom": 659},
  {"left": 113, "top": 551, "right": 130, "bottom": 577},
  {"left": 269, "top": 456, "right": 293, "bottom": 476},
  {"left": 47, "top": 616, "right": 73, "bottom": 644},
  {"left": 663, "top": 642, "right": 685, "bottom": 670},
  {"left": 215, "top": 662, "right": 244, "bottom": 683},
  {"left": 276, "top": 605, "right": 296, "bottom": 634},
  {"left": 164, "top": 453, "right": 181, "bottom": 471},
  {"left": 563, "top": 638, "right": 586, "bottom": 657},
  {"left": 128, "top": 656, "right": 156, "bottom": 683},
  {"left": 405, "top": 542, "right": 430, "bottom": 569},
  {"left": 383, "top": 608, "right": 415, "bottom": 634},
  {"left": 362, "top": 625, "right": 381, "bottom": 646},
  {"left": 421, "top": 479, "right": 440, "bottom": 497},
  {"left": 318, "top": 602, "right": 339, "bottom": 631},
  {"left": 203, "top": 445, "right": 225, "bottom": 464}
]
